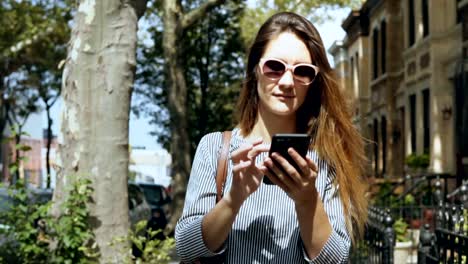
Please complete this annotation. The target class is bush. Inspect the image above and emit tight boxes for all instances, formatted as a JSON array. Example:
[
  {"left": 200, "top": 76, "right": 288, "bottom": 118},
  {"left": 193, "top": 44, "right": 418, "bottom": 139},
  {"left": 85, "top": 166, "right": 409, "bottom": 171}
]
[
  {"left": 394, "top": 218, "right": 410, "bottom": 242},
  {"left": 405, "top": 153, "right": 430, "bottom": 169},
  {"left": 0, "top": 178, "right": 98, "bottom": 263},
  {"left": 109, "top": 220, "right": 175, "bottom": 264},
  {"left": 0, "top": 180, "right": 50, "bottom": 263},
  {"left": 0, "top": 177, "right": 175, "bottom": 263}
]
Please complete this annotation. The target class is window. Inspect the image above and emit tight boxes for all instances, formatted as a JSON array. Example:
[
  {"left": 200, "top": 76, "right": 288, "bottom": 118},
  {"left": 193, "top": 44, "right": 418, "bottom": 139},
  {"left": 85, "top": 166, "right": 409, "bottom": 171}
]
[
  {"left": 373, "top": 28, "right": 379, "bottom": 79},
  {"left": 422, "top": 89, "right": 430, "bottom": 152},
  {"left": 409, "top": 94, "right": 417, "bottom": 153},
  {"left": 350, "top": 56, "right": 354, "bottom": 89},
  {"left": 355, "top": 51, "right": 360, "bottom": 83},
  {"left": 408, "top": 0, "right": 416, "bottom": 46},
  {"left": 381, "top": 20, "right": 387, "bottom": 74},
  {"left": 128, "top": 184, "right": 144, "bottom": 210},
  {"left": 373, "top": 119, "right": 380, "bottom": 177},
  {"left": 381, "top": 116, "right": 387, "bottom": 175},
  {"left": 422, "top": 0, "right": 429, "bottom": 37}
]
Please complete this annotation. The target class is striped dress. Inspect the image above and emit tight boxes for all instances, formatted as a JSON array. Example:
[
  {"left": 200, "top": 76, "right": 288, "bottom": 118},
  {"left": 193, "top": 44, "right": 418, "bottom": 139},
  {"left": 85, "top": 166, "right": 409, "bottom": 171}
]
[{"left": 175, "top": 128, "right": 350, "bottom": 263}]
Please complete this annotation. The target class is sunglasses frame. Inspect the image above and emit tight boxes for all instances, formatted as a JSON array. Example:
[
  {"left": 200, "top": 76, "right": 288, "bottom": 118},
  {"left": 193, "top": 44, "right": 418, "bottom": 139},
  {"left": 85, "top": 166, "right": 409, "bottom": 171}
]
[{"left": 258, "top": 58, "right": 320, "bottom": 85}]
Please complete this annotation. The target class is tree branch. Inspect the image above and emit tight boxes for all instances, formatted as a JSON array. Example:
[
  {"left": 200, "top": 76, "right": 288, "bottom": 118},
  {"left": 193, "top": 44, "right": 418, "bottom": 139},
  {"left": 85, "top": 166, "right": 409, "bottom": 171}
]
[{"left": 181, "top": 0, "right": 225, "bottom": 30}]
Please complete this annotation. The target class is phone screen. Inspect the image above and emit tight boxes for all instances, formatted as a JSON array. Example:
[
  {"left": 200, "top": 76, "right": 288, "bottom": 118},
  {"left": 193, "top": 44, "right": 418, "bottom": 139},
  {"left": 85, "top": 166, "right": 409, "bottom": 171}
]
[{"left": 264, "top": 134, "right": 311, "bottom": 185}]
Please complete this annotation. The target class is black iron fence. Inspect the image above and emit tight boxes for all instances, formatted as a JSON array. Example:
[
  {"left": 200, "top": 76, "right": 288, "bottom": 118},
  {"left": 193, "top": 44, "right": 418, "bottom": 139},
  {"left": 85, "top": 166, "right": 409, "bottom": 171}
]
[
  {"left": 350, "top": 207, "right": 395, "bottom": 263},
  {"left": 417, "top": 181, "right": 468, "bottom": 264},
  {"left": 351, "top": 176, "right": 468, "bottom": 264}
]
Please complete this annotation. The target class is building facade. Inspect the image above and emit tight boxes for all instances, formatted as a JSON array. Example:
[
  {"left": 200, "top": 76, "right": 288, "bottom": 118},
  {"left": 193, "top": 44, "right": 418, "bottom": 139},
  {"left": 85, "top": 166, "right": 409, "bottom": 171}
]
[
  {"left": 330, "top": 0, "right": 468, "bottom": 183},
  {"left": 129, "top": 148, "right": 172, "bottom": 187}
]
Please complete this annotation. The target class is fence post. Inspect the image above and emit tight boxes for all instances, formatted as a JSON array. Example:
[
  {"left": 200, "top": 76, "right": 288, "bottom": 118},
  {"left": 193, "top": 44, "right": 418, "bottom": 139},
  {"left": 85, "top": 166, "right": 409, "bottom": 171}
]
[
  {"left": 383, "top": 209, "right": 394, "bottom": 264},
  {"left": 417, "top": 224, "right": 433, "bottom": 264}
]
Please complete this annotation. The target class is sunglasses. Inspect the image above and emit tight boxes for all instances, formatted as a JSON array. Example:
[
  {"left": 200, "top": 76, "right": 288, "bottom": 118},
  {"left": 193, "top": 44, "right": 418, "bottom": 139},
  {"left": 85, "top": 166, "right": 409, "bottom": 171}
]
[{"left": 259, "top": 58, "right": 319, "bottom": 85}]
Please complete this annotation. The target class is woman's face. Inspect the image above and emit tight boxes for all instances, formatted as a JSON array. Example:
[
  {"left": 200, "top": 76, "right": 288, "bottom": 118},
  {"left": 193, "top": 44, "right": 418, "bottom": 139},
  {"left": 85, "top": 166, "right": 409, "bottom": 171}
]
[{"left": 256, "top": 32, "right": 312, "bottom": 118}]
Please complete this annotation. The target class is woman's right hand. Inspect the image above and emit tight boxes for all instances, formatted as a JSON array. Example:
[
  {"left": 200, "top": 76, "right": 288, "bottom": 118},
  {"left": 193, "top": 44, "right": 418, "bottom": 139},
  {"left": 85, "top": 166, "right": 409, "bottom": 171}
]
[{"left": 226, "top": 138, "right": 269, "bottom": 208}]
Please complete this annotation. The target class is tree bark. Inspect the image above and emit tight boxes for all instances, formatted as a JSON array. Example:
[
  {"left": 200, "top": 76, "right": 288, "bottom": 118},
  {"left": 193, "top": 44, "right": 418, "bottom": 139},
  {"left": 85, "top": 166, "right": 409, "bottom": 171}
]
[
  {"left": 53, "top": 0, "right": 146, "bottom": 261},
  {"left": 45, "top": 104, "right": 52, "bottom": 189},
  {"left": 162, "top": 0, "right": 225, "bottom": 232}
]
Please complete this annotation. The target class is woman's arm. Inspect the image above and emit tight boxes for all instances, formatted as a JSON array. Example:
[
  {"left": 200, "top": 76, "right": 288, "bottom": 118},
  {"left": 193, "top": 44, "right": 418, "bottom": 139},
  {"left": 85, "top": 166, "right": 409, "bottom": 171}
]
[
  {"left": 175, "top": 134, "right": 268, "bottom": 262},
  {"left": 203, "top": 139, "right": 269, "bottom": 251},
  {"left": 201, "top": 189, "right": 242, "bottom": 252},
  {"left": 295, "top": 191, "right": 332, "bottom": 259}
]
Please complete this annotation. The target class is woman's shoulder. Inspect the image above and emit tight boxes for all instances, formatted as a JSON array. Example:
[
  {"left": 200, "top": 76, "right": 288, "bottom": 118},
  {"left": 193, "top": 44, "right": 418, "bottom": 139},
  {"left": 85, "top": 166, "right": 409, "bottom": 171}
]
[
  {"left": 199, "top": 128, "right": 240, "bottom": 143},
  {"left": 197, "top": 128, "right": 242, "bottom": 154}
]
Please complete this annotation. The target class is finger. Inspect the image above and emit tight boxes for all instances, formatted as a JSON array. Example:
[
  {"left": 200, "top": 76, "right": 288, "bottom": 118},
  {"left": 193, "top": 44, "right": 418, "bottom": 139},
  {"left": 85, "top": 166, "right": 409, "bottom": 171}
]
[
  {"left": 247, "top": 144, "right": 270, "bottom": 160},
  {"left": 270, "top": 153, "right": 302, "bottom": 185},
  {"left": 306, "top": 157, "right": 317, "bottom": 171},
  {"left": 305, "top": 157, "right": 318, "bottom": 176},
  {"left": 232, "top": 160, "right": 252, "bottom": 174},
  {"left": 259, "top": 165, "right": 291, "bottom": 192},
  {"left": 231, "top": 144, "right": 253, "bottom": 163},
  {"left": 250, "top": 137, "right": 264, "bottom": 146},
  {"left": 264, "top": 156, "right": 296, "bottom": 189},
  {"left": 287, "top": 148, "right": 310, "bottom": 177}
]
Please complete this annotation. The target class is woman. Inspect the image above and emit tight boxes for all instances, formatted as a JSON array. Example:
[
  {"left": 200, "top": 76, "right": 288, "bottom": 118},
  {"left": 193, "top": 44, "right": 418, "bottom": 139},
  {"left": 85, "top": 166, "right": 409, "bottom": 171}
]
[{"left": 175, "top": 12, "right": 368, "bottom": 263}]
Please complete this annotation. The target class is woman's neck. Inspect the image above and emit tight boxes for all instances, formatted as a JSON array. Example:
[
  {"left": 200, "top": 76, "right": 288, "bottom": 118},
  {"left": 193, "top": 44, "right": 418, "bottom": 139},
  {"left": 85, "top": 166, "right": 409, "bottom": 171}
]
[{"left": 247, "top": 107, "right": 296, "bottom": 143}]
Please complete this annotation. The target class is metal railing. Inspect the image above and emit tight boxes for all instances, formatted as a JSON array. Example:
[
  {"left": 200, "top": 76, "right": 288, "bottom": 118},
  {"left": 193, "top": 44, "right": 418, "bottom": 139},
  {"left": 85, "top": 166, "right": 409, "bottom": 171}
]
[
  {"left": 351, "top": 175, "right": 467, "bottom": 264},
  {"left": 350, "top": 207, "right": 394, "bottom": 263},
  {"left": 417, "top": 180, "right": 468, "bottom": 264}
]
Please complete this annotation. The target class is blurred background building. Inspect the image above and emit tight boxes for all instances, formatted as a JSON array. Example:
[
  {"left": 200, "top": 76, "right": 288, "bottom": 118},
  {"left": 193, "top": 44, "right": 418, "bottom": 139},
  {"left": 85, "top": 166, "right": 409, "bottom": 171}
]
[{"left": 329, "top": 0, "right": 468, "bottom": 188}]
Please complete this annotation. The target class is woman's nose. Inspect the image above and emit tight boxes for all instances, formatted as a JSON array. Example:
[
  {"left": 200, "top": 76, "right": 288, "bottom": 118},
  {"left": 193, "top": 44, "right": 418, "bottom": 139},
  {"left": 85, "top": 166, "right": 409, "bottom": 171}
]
[{"left": 278, "top": 69, "right": 295, "bottom": 88}]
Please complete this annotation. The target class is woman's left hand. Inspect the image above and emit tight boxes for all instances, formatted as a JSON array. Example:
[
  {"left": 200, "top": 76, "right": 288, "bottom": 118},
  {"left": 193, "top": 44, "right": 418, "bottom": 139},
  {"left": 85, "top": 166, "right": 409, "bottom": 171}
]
[{"left": 260, "top": 148, "right": 318, "bottom": 206}]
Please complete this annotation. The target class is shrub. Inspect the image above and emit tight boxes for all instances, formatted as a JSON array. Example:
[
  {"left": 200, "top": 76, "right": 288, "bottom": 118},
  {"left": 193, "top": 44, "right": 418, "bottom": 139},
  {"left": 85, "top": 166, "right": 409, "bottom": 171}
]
[
  {"left": 0, "top": 177, "right": 98, "bottom": 263},
  {"left": 405, "top": 153, "right": 430, "bottom": 169},
  {"left": 394, "top": 218, "right": 410, "bottom": 242},
  {"left": 109, "top": 220, "right": 175, "bottom": 264}
]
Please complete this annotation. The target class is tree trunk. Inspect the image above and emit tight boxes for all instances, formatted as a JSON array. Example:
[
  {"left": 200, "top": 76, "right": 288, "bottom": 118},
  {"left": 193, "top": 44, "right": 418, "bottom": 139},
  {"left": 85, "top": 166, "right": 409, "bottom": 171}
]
[
  {"left": 162, "top": 0, "right": 225, "bottom": 232},
  {"left": 162, "top": 0, "right": 192, "bottom": 232},
  {"left": 46, "top": 105, "right": 52, "bottom": 189},
  {"left": 14, "top": 131, "right": 20, "bottom": 184},
  {"left": 53, "top": 0, "right": 145, "bottom": 261}
]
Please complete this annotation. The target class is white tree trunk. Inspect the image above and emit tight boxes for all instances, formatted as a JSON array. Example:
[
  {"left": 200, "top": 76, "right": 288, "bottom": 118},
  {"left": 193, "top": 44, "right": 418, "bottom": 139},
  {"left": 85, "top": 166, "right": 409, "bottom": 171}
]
[{"left": 53, "top": 0, "right": 143, "bottom": 261}]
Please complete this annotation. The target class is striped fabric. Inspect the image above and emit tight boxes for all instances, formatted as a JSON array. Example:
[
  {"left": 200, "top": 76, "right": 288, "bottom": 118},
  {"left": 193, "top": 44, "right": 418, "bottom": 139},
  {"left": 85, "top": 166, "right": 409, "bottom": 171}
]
[{"left": 175, "top": 128, "right": 350, "bottom": 263}]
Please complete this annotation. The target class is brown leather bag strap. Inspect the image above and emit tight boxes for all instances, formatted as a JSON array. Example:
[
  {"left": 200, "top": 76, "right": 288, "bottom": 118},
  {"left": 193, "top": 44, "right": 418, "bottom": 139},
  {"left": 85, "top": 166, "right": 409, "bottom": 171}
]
[{"left": 215, "top": 131, "right": 232, "bottom": 203}]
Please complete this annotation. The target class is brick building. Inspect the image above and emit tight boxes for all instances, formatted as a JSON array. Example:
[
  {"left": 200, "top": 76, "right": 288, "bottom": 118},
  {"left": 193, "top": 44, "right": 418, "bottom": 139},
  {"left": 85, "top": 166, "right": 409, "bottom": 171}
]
[{"left": 329, "top": 0, "right": 468, "bottom": 184}]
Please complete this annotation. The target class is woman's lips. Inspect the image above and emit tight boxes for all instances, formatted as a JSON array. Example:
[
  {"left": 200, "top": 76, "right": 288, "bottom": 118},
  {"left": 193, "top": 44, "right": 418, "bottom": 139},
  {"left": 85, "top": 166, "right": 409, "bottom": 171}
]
[{"left": 273, "top": 94, "right": 295, "bottom": 99}]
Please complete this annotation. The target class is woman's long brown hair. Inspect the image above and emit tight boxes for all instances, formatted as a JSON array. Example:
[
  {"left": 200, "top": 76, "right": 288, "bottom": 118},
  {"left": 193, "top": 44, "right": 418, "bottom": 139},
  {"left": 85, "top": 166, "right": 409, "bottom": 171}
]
[{"left": 236, "top": 12, "right": 368, "bottom": 243}]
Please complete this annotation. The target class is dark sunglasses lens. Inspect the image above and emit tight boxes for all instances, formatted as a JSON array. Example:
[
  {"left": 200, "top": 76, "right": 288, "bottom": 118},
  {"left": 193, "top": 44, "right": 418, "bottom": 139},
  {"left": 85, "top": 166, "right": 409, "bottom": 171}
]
[
  {"left": 263, "top": 60, "right": 285, "bottom": 78},
  {"left": 293, "top": 65, "right": 316, "bottom": 84}
]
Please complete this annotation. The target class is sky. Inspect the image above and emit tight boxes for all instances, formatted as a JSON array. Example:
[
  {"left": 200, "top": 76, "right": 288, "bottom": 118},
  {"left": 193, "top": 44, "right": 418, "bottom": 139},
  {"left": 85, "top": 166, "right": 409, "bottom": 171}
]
[{"left": 46, "top": 6, "right": 351, "bottom": 151}]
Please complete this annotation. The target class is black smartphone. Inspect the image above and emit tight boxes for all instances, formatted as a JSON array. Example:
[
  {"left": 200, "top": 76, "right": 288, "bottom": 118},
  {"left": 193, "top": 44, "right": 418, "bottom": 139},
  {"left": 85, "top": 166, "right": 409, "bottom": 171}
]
[{"left": 263, "top": 133, "right": 311, "bottom": 185}]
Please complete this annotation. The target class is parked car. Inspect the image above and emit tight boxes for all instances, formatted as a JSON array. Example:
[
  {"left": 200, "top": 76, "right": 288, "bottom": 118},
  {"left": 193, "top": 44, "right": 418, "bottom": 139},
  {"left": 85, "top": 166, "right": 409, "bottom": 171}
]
[
  {"left": 127, "top": 182, "right": 152, "bottom": 227},
  {"left": 137, "top": 183, "right": 172, "bottom": 238},
  {"left": 138, "top": 183, "right": 172, "bottom": 220}
]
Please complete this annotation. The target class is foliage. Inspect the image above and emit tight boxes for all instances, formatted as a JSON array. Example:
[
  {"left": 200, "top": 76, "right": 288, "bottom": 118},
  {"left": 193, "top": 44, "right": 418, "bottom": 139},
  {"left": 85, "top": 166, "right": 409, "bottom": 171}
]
[
  {"left": 50, "top": 176, "right": 99, "bottom": 263},
  {"left": 403, "top": 194, "right": 415, "bottom": 206},
  {"left": 393, "top": 218, "right": 410, "bottom": 243},
  {"left": 455, "top": 208, "right": 468, "bottom": 234},
  {"left": 134, "top": 0, "right": 244, "bottom": 156},
  {"left": 0, "top": 180, "right": 50, "bottom": 263},
  {"left": 371, "top": 180, "right": 399, "bottom": 207},
  {"left": 405, "top": 153, "right": 430, "bottom": 169},
  {"left": 0, "top": 0, "right": 71, "bottom": 140},
  {"left": 109, "top": 220, "right": 175, "bottom": 264},
  {"left": 239, "top": 0, "right": 357, "bottom": 48},
  {"left": 4, "top": 127, "right": 32, "bottom": 181},
  {"left": 0, "top": 177, "right": 98, "bottom": 263}
]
